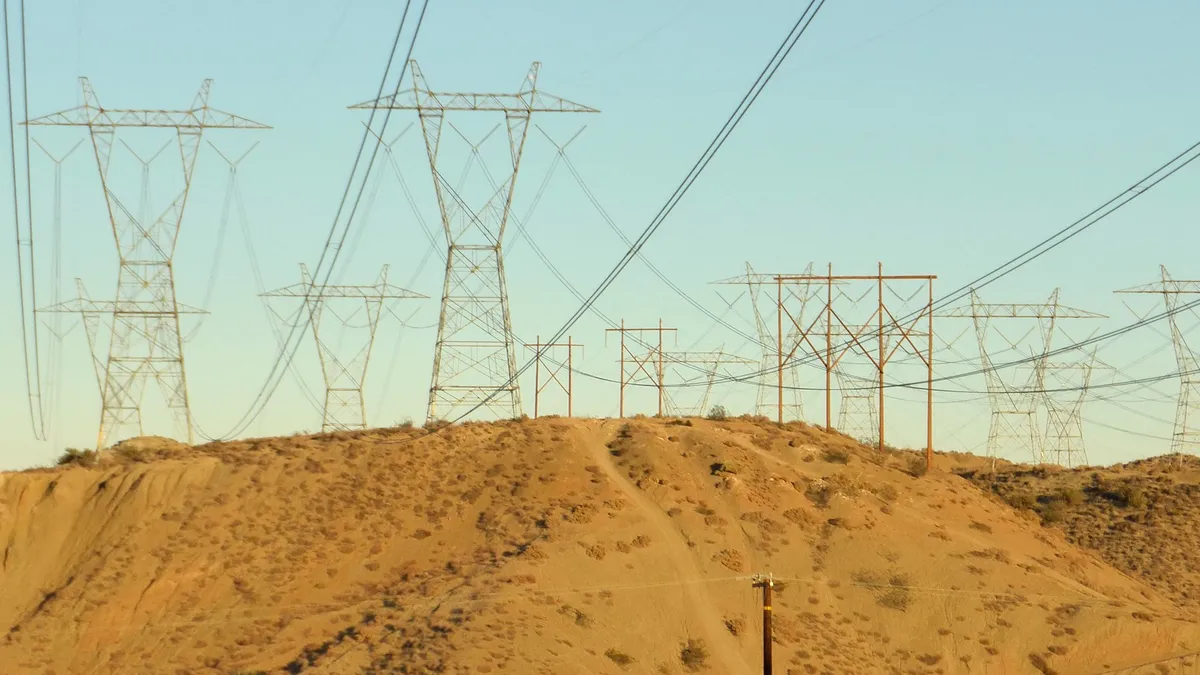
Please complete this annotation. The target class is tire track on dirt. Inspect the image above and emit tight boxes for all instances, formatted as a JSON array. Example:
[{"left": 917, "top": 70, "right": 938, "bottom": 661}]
[{"left": 585, "top": 421, "right": 752, "bottom": 675}]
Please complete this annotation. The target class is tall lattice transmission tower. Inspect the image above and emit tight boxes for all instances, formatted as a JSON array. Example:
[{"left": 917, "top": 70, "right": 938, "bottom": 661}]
[
  {"left": 835, "top": 365, "right": 879, "bottom": 446},
  {"left": 1116, "top": 266, "right": 1200, "bottom": 457},
  {"left": 262, "top": 264, "right": 425, "bottom": 433},
  {"left": 710, "top": 263, "right": 814, "bottom": 420},
  {"left": 1040, "top": 355, "right": 1098, "bottom": 468},
  {"left": 350, "top": 61, "right": 598, "bottom": 423},
  {"left": 942, "top": 289, "right": 1105, "bottom": 465},
  {"left": 25, "top": 78, "right": 269, "bottom": 449},
  {"left": 660, "top": 350, "right": 756, "bottom": 417}
]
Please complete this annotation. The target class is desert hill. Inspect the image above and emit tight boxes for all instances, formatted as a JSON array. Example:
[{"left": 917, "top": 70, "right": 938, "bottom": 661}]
[
  {"left": 958, "top": 454, "right": 1200, "bottom": 618},
  {"left": 2, "top": 417, "right": 1199, "bottom": 674}
]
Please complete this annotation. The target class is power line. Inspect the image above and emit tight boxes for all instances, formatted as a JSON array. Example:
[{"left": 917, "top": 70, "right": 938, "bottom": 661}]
[
  {"left": 674, "top": 137, "right": 1200, "bottom": 396},
  {"left": 449, "top": 0, "right": 831, "bottom": 423},
  {"left": 197, "top": 0, "right": 429, "bottom": 441},
  {"left": 3, "top": 0, "right": 43, "bottom": 440}
]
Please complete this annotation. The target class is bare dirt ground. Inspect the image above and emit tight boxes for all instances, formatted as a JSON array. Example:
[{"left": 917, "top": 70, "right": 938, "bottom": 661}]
[{"left": 2, "top": 417, "right": 1199, "bottom": 674}]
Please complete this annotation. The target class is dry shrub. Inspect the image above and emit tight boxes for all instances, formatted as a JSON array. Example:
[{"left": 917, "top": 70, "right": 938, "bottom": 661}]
[
  {"left": 1118, "top": 485, "right": 1148, "bottom": 509},
  {"left": 1005, "top": 492, "right": 1037, "bottom": 511},
  {"left": 605, "top": 649, "right": 635, "bottom": 667},
  {"left": 805, "top": 483, "right": 831, "bottom": 508},
  {"left": 1029, "top": 653, "right": 1060, "bottom": 675},
  {"left": 905, "top": 456, "right": 928, "bottom": 478},
  {"left": 1057, "top": 487, "right": 1084, "bottom": 506},
  {"left": 706, "top": 405, "right": 728, "bottom": 421},
  {"left": 875, "top": 483, "right": 899, "bottom": 503},
  {"left": 680, "top": 638, "right": 708, "bottom": 671},
  {"left": 822, "top": 448, "right": 851, "bottom": 464},
  {"left": 56, "top": 448, "right": 97, "bottom": 467},
  {"left": 1041, "top": 501, "right": 1067, "bottom": 524},
  {"left": 425, "top": 419, "right": 451, "bottom": 432}
]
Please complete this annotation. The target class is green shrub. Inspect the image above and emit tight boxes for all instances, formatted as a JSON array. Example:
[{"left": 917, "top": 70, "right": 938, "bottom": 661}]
[{"left": 706, "top": 405, "right": 728, "bottom": 421}]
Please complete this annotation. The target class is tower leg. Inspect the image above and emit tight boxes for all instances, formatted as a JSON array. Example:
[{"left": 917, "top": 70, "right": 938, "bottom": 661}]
[{"left": 427, "top": 245, "right": 522, "bottom": 421}]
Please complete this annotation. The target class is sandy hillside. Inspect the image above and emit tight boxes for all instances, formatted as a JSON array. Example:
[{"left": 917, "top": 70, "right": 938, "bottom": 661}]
[
  {"left": 2, "top": 418, "right": 1199, "bottom": 675},
  {"left": 958, "top": 454, "right": 1200, "bottom": 618}
]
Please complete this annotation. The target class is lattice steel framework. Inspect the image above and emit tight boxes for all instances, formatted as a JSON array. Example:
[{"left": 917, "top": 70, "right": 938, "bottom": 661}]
[
  {"left": 1116, "top": 266, "right": 1200, "bottom": 457},
  {"left": 1040, "top": 356, "right": 1097, "bottom": 468},
  {"left": 942, "top": 289, "right": 1105, "bottom": 465},
  {"left": 605, "top": 320, "right": 677, "bottom": 418},
  {"left": 660, "top": 350, "right": 756, "bottom": 417},
  {"left": 40, "top": 279, "right": 209, "bottom": 437},
  {"left": 711, "top": 263, "right": 819, "bottom": 421},
  {"left": 775, "top": 264, "right": 936, "bottom": 461},
  {"left": 262, "top": 264, "right": 424, "bottom": 433},
  {"left": 835, "top": 367, "right": 879, "bottom": 446},
  {"left": 350, "top": 60, "right": 598, "bottom": 423},
  {"left": 25, "top": 78, "right": 269, "bottom": 449}
]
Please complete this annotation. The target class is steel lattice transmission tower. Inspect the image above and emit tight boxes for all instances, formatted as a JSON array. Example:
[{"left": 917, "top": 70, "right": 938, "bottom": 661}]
[
  {"left": 1040, "top": 356, "right": 1097, "bottom": 468},
  {"left": 42, "top": 278, "right": 208, "bottom": 406},
  {"left": 1116, "top": 266, "right": 1200, "bottom": 457},
  {"left": 942, "top": 289, "right": 1105, "bottom": 465},
  {"left": 660, "top": 350, "right": 756, "bottom": 417},
  {"left": 262, "top": 264, "right": 425, "bottom": 433},
  {"left": 835, "top": 367, "right": 879, "bottom": 446},
  {"left": 25, "top": 78, "right": 269, "bottom": 449},
  {"left": 350, "top": 61, "right": 599, "bottom": 423},
  {"left": 711, "top": 263, "right": 813, "bottom": 420}
]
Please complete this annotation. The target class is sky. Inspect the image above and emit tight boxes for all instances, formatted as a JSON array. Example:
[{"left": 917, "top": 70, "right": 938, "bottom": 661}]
[{"left": 2, "top": 0, "right": 1199, "bottom": 470}]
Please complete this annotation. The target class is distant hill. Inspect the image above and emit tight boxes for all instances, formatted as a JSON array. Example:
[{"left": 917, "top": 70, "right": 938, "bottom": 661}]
[
  {"left": 958, "top": 453, "right": 1200, "bottom": 619},
  {"left": 2, "top": 417, "right": 1198, "bottom": 674}
]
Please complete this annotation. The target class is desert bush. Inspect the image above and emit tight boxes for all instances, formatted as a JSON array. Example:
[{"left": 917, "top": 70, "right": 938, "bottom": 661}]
[
  {"left": 822, "top": 448, "right": 851, "bottom": 464},
  {"left": 1005, "top": 492, "right": 1037, "bottom": 511},
  {"left": 905, "top": 456, "right": 928, "bottom": 478},
  {"left": 605, "top": 649, "right": 635, "bottom": 667},
  {"left": 878, "top": 587, "right": 911, "bottom": 611},
  {"left": 875, "top": 483, "right": 899, "bottom": 502},
  {"left": 680, "top": 639, "right": 709, "bottom": 671},
  {"left": 396, "top": 418, "right": 414, "bottom": 429},
  {"left": 425, "top": 419, "right": 451, "bottom": 432},
  {"left": 706, "top": 405, "right": 728, "bottom": 421},
  {"left": 1117, "top": 485, "right": 1148, "bottom": 509},
  {"left": 1057, "top": 486, "right": 1085, "bottom": 506},
  {"left": 1041, "top": 501, "right": 1067, "bottom": 524},
  {"left": 710, "top": 461, "right": 739, "bottom": 476},
  {"left": 56, "top": 447, "right": 97, "bottom": 467},
  {"left": 114, "top": 445, "right": 148, "bottom": 463},
  {"left": 806, "top": 482, "right": 831, "bottom": 508}
]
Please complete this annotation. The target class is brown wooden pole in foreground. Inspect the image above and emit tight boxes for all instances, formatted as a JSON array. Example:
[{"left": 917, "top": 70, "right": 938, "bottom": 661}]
[{"left": 752, "top": 574, "right": 774, "bottom": 675}]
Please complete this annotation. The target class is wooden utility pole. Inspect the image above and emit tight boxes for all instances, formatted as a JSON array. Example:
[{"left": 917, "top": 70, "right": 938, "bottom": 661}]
[
  {"left": 523, "top": 336, "right": 584, "bottom": 418},
  {"left": 752, "top": 574, "right": 774, "bottom": 675},
  {"left": 774, "top": 265, "right": 936, "bottom": 456},
  {"left": 604, "top": 320, "right": 677, "bottom": 417}
]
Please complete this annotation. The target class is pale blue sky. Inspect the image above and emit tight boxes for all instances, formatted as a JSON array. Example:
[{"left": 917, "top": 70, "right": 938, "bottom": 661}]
[{"left": 3, "top": 0, "right": 1199, "bottom": 470}]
